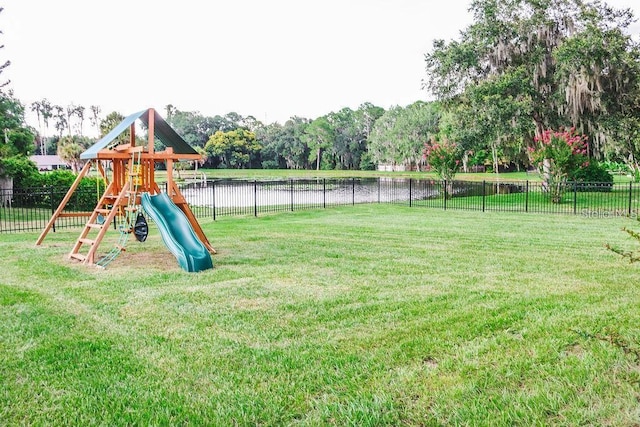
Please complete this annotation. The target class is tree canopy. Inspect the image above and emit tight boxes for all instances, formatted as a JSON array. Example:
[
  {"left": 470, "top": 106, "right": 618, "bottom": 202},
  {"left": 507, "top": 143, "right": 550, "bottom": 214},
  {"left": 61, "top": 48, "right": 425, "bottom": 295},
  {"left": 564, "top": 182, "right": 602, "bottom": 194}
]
[{"left": 424, "top": 0, "right": 640, "bottom": 171}]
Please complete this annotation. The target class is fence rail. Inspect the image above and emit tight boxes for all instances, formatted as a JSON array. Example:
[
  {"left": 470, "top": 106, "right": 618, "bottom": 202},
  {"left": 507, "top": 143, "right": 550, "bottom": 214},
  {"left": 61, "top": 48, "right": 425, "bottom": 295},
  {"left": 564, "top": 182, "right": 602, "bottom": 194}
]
[{"left": 1, "top": 178, "right": 638, "bottom": 233}]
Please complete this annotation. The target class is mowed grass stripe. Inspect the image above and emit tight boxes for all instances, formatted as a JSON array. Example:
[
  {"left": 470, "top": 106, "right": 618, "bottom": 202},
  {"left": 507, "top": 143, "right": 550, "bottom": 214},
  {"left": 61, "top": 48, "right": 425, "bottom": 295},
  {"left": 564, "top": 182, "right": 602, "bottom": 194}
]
[{"left": 1, "top": 204, "right": 638, "bottom": 425}]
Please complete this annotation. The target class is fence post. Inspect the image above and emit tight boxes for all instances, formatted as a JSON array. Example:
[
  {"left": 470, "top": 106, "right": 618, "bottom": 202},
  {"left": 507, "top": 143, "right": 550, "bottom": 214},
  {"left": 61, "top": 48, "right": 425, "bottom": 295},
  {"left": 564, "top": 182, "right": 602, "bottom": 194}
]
[
  {"left": 525, "top": 181, "right": 529, "bottom": 213},
  {"left": 409, "top": 178, "right": 412, "bottom": 207},
  {"left": 573, "top": 182, "right": 577, "bottom": 215},
  {"left": 290, "top": 179, "right": 294, "bottom": 212},
  {"left": 254, "top": 180, "right": 258, "bottom": 217},
  {"left": 482, "top": 180, "right": 486, "bottom": 212},
  {"left": 323, "top": 178, "right": 326, "bottom": 209},
  {"left": 212, "top": 181, "right": 216, "bottom": 220},
  {"left": 443, "top": 180, "right": 447, "bottom": 210},
  {"left": 350, "top": 178, "right": 354, "bottom": 205},
  {"left": 629, "top": 181, "right": 633, "bottom": 217}
]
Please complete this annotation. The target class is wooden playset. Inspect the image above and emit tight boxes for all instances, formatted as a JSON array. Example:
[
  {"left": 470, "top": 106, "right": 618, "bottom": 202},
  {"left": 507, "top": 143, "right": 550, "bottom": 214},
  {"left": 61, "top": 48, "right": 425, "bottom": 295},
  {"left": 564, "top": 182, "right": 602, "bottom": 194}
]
[{"left": 35, "top": 108, "right": 215, "bottom": 271}]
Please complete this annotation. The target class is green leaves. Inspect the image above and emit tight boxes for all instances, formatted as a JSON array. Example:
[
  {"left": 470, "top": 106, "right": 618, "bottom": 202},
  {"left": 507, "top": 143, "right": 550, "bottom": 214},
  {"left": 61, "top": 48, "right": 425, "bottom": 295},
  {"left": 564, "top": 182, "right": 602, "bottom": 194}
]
[
  {"left": 424, "top": 0, "right": 640, "bottom": 165},
  {"left": 424, "top": 138, "right": 461, "bottom": 181},
  {"left": 205, "top": 129, "right": 261, "bottom": 169}
]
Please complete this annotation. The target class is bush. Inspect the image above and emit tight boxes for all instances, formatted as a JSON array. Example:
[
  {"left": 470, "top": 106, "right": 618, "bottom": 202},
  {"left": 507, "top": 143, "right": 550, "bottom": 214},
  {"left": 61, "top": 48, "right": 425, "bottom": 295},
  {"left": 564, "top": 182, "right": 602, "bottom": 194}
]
[
  {"left": 601, "top": 160, "right": 631, "bottom": 175},
  {"left": 12, "top": 169, "right": 104, "bottom": 211},
  {"left": 569, "top": 162, "right": 614, "bottom": 192},
  {"left": 359, "top": 152, "right": 376, "bottom": 171},
  {"left": 0, "top": 156, "right": 40, "bottom": 188},
  {"left": 261, "top": 160, "right": 279, "bottom": 169}
]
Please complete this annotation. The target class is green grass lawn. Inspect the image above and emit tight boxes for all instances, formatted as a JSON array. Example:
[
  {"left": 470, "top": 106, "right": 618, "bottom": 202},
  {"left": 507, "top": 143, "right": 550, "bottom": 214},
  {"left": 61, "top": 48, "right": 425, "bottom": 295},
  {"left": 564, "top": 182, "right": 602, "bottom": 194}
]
[
  {"left": 169, "top": 168, "right": 540, "bottom": 182},
  {"left": 1, "top": 205, "right": 639, "bottom": 425},
  {"left": 167, "top": 167, "right": 636, "bottom": 184}
]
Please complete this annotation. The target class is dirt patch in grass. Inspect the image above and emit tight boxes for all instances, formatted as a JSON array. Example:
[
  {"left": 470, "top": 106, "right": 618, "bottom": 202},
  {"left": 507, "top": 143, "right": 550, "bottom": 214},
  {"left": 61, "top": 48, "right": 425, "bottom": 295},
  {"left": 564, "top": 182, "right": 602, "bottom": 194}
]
[{"left": 108, "top": 248, "right": 178, "bottom": 271}]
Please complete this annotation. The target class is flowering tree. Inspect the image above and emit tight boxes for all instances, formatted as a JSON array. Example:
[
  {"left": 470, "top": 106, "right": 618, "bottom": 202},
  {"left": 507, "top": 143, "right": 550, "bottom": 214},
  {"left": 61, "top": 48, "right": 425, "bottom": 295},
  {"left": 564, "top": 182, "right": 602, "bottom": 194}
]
[
  {"left": 529, "top": 129, "right": 588, "bottom": 203},
  {"left": 423, "top": 138, "right": 461, "bottom": 181}
]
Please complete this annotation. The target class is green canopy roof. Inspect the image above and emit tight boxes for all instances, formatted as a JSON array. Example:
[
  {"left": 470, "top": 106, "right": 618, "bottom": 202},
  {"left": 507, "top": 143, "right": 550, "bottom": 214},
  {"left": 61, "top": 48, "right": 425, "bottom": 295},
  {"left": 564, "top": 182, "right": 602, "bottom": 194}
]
[{"left": 81, "top": 108, "right": 198, "bottom": 160}]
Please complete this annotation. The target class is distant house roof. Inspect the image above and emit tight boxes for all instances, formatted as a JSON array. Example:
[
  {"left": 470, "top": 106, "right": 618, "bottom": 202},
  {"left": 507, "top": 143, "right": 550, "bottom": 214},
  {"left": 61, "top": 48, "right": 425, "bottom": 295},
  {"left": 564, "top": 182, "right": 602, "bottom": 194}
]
[
  {"left": 80, "top": 108, "right": 198, "bottom": 160},
  {"left": 30, "top": 155, "right": 69, "bottom": 170}
]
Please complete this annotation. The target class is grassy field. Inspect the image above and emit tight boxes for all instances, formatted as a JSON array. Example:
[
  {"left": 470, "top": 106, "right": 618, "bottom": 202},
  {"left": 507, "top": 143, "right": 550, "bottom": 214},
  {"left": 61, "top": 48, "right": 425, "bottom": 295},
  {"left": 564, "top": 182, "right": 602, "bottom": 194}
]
[
  {"left": 1, "top": 205, "right": 639, "bottom": 425},
  {"left": 170, "top": 168, "right": 539, "bottom": 182},
  {"left": 169, "top": 168, "right": 636, "bottom": 184}
]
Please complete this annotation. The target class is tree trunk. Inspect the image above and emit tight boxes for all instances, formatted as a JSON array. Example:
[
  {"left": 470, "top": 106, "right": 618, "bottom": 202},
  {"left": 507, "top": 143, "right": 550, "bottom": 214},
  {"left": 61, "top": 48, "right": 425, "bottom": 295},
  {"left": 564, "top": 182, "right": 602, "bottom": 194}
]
[
  {"left": 0, "top": 176, "right": 13, "bottom": 208},
  {"left": 542, "top": 158, "right": 552, "bottom": 192}
]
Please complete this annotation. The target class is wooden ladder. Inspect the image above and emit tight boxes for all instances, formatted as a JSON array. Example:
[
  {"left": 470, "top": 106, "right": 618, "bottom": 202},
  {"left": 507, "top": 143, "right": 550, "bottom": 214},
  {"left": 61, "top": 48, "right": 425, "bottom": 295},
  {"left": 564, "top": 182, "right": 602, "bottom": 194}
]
[{"left": 69, "top": 180, "right": 132, "bottom": 265}]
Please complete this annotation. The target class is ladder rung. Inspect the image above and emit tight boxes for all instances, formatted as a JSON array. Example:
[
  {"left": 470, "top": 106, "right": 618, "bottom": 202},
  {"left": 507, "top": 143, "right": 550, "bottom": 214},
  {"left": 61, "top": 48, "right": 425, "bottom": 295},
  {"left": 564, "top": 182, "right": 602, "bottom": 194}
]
[
  {"left": 96, "top": 209, "right": 110, "bottom": 214},
  {"left": 79, "top": 238, "right": 94, "bottom": 245},
  {"left": 87, "top": 223, "right": 103, "bottom": 229},
  {"left": 124, "top": 207, "right": 137, "bottom": 212},
  {"left": 70, "top": 253, "right": 86, "bottom": 261}
]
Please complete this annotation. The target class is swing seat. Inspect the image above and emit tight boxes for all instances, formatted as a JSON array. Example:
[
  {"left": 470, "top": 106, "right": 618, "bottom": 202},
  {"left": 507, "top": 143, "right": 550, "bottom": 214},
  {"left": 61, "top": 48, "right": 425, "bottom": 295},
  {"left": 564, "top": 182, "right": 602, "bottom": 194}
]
[{"left": 133, "top": 213, "right": 148, "bottom": 242}]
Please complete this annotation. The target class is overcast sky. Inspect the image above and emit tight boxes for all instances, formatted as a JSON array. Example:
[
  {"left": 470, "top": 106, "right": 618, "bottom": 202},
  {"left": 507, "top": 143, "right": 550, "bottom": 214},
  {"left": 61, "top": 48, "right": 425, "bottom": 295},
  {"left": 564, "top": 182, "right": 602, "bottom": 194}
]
[{"left": 3, "top": 0, "right": 640, "bottom": 129}]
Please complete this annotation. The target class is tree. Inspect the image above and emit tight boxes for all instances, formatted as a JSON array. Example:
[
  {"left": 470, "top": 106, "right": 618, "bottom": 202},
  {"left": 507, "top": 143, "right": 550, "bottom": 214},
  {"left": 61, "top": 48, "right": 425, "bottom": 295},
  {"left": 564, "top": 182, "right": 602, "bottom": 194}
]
[
  {"left": 255, "top": 122, "right": 288, "bottom": 169},
  {"left": 89, "top": 105, "right": 102, "bottom": 134},
  {"left": 529, "top": 128, "right": 589, "bottom": 202},
  {"left": 205, "top": 129, "right": 261, "bottom": 169},
  {"left": 424, "top": 0, "right": 640, "bottom": 159},
  {"left": 0, "top": 7, "right": 9, "bottom": 89},
  {"left": 368, "top": 106, "right": 404, "bottom": 168},
  {"left": 30, "top": 98, "right": 54, "bottom": 155},
  {"left": 166, "top": 108, "right": 229, "bottom": 149},
  {"left": 368, "top": 102, "right": 441, "bottom": 170},
  {"left": 53, "top": 105, "right": 66, "bottom": 138},
  {"left": 326, "top": 108, "right": 357, "bottom": 170},
  {"left": 301, "top": 116, "right": 335, "bottom": 170},
  {"left": 0, "top": 92, "right": 34, "bottom": 156},
  {"left": 57, "top": 135, "right": 88, "bottom": 173},
  {"left": 325, "top": 104, "right": 384, "bottom": 171},
  {"left": 74, "top": 105, "right": 85, "bottom": 136},
  {"left": 279, "top": 117, "right": 311, "bottom": 169},
  {"left": 0, "top": 17, "right": 36, "bottom": 186},
  {"left": 99, "top": 111, "right": 128, "bottom": 144}
]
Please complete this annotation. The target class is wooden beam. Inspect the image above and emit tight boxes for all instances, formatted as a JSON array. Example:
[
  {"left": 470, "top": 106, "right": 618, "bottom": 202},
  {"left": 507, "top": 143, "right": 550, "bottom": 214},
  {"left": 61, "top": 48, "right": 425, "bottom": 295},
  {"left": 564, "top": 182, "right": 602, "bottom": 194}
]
[
  {"left": 36, "top": 161, "right": 93, "bottom": 245},
  {"left": 96, "top": 160, "right": 110, "bottom": 187},
  {"left": 83, "top": 181, "right": 132, "bottom": 265},
  {"left": 130, "top": 122, "right": 136, "bottom": 147},
  {"left": 166, "top": 147, "right": 174, "bottom": 193},
  {"left": 58, "top": 212, "right": 93, "bottom": 218},
  {"left": 148, "top": 108, "right": 155, "bottom": 155}
]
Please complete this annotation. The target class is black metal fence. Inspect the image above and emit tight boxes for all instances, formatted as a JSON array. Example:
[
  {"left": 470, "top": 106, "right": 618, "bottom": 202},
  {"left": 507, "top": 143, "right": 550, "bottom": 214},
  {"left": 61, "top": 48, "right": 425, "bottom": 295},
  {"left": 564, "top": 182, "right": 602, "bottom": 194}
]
[{"left": 2, "top": 178, "right": 639, "bottom": 233}]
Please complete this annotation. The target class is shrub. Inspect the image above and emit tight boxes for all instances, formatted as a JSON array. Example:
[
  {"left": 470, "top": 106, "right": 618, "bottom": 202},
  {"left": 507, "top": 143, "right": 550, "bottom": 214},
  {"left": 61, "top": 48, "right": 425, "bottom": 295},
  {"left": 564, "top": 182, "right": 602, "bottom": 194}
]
[
  {"left": 12, "top": 169, "right": 104, "bottom": 211},
  {"left": 569, "top": 161, "right": 614, "bottom": 192},
  {"left": 0, "top": 156, "right": 40, "bottom": 188},
  {"left": 606, "top": 216, "right": 640, "bottom": 263}
]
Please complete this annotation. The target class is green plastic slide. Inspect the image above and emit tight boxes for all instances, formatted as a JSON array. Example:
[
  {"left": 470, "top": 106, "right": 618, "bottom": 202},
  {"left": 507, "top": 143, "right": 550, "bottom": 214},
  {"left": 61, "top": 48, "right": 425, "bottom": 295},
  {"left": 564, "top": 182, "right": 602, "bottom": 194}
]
[{"left": 140, "top": 192, "right": 213, "bottom": 272}]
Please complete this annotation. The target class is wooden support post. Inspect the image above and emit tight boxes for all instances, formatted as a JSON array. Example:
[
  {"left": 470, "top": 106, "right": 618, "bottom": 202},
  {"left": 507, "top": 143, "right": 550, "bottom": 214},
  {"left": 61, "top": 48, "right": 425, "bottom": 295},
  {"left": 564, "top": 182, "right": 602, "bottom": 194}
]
[
  {"left": 130, "top": 122, "right": 136, "bottom": 147},
  {"left": 148, "top": 108, "right": 155, "bottom": 155},
  {"left": 166, "top": 147, "right": 174, "bottom": 195}
]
